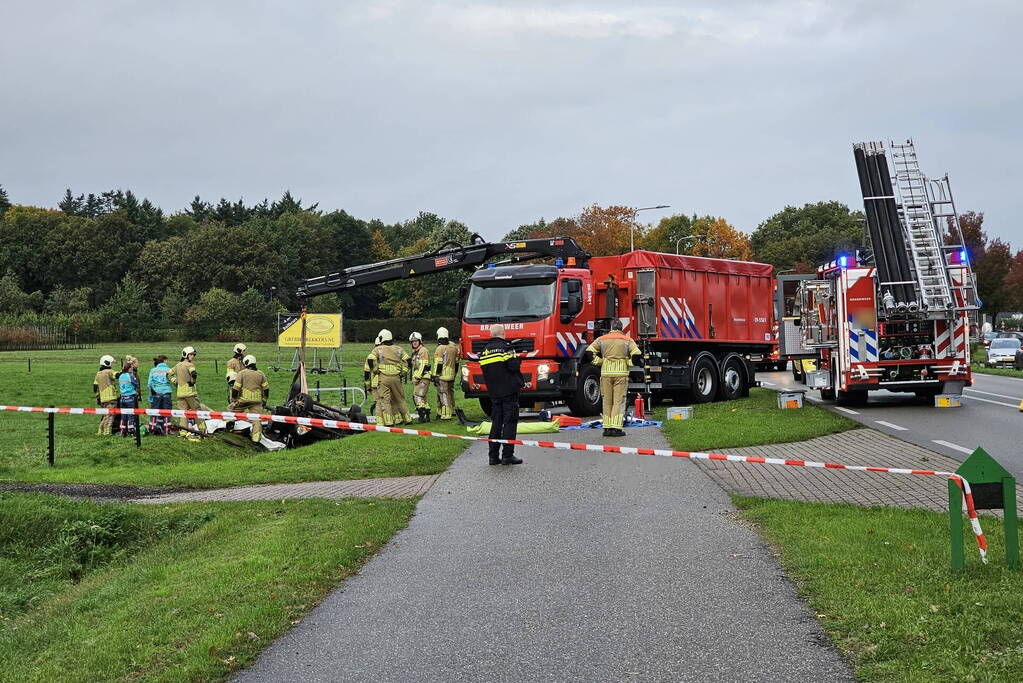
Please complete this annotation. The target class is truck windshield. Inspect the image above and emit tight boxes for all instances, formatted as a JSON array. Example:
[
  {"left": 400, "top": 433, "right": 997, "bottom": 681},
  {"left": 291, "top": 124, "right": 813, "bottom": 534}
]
[{"left": 464, "top": 282, "right": 556, "bottom": 322}]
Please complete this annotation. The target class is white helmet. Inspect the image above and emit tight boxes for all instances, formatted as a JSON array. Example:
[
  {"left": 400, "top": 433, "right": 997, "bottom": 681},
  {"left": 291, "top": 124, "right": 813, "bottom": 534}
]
[
  {"left": 100, "top": 355, "right": 115, "bottom": 368},
  {"left": 374, "top": 334, "right": 382, "bottom": 345},
  {"left": 233, "top": 343, "right": 247, "bottom": 355},
  {"left": 378, "top": 329, "right": 393, "bottom": 343},
  {"left": 409, "top": 331, "right": 423, "bottom": 343},
  {"left": 181, "top": 346, "right": 196, "bottom": 358},
  {"left": 242, "top": 354, "right": 256, "bottom": 367},
  {"left": 436, "top": 327, "right": 449, "bottom": 339}
]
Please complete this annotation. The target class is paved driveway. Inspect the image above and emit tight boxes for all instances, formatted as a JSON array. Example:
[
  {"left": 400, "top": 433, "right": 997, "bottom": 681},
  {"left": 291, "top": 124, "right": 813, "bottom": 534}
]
[{"left": 236, "top": 426, "right": 850, "bottom": 682}]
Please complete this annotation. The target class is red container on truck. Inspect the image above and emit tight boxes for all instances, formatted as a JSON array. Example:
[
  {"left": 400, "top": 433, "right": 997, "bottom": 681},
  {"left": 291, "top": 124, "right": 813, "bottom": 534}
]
[{"left": 298, "top": 237, "right": 775, "bottom": 416}]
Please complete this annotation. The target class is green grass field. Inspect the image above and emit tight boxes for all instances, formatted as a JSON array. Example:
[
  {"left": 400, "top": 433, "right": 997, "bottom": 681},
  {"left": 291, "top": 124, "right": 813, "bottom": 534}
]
[
  {"left": 656, "top": 388, "right": 856, "bottom": 453},
  {"left": 0, "top": 342, "right": 484, "bottom": 488},
  {"left": 0, "top": 492, "right": 414, "bottom": 682},
  {"left": 739, "top": 497, "right": 1023, "bottom": 681},
  {"left": 971, "top": 346, "right": 1023, "bottom": 379}
]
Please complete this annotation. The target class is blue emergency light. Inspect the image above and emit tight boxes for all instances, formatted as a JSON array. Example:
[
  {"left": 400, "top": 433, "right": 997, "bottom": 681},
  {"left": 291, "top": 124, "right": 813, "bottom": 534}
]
[
  {"left": 838, "top": 255, "right": 848, "bottom": 267},
  {"left": 486, "top": 263, "right": 496, "bottom": 269},
  {"left": 555, "top": 258, "right": 565, "bottom": 268},
  {"left": 960, "top": 249, "right": 968, "bottom": 263}
]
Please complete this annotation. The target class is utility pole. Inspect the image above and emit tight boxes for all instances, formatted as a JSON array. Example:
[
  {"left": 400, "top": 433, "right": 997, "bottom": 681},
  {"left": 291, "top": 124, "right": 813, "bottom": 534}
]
[{"left": 631, "top": 205, "right": 670, "bottom": 252}]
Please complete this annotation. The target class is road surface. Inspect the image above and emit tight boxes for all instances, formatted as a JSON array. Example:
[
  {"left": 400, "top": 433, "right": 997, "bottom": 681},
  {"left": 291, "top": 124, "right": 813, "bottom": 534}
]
[{"left": 760, "top": 368, "right": 1023, "bottom": 478}]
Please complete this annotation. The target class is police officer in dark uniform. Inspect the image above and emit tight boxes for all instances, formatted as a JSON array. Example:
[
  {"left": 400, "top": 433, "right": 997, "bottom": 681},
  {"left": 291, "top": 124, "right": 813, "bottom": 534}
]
[{"left": 479, "top": 324, "right": 524, "bottom": 466}]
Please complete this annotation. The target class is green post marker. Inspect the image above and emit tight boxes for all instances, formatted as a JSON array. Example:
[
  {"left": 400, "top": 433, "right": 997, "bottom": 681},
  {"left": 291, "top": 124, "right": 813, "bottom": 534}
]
[{"left": 950, "top": 447, "right": 1019, "bottom": 570}]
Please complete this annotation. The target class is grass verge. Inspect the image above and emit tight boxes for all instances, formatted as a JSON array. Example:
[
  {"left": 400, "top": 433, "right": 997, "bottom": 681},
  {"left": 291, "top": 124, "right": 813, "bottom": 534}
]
[
  {"left": 0, "top": 342, "right": 486, "bottom": 488},
  {"left": 737, "top": 497, "right": 1023, "bottom": 681},
  {"left": 971, "top": 346, "right": 1023, "bottom": 379},
  {"left": 0, "top": 492, "right": 414, "bottom": 682},
  {"left": 656, "top": 387, "right": 856, "bottom": 453}
]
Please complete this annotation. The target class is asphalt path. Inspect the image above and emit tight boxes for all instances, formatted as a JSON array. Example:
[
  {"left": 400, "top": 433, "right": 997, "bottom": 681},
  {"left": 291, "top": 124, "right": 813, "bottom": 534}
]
[
  {"left": 237, "top": 425, "right": 850, "bottom": 682},
  {"left": 760, "top": 368, "right": 1023, "bottom": 478}
]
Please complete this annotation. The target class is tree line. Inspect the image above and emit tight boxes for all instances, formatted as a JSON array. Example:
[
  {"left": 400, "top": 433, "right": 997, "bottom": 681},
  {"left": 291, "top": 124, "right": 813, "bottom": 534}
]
[{"left": 0, "top": 184, "right": 1017, "bottom": 342}]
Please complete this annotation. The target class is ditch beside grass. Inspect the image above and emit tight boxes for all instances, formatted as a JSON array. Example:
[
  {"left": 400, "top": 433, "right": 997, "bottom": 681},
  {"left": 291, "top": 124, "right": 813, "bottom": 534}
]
[
  {"left": 738, "top": 497, "right": 1023, "bottom": 682},
  {"left": 0, "top": 492, "right": 415, "bottom": 683}
]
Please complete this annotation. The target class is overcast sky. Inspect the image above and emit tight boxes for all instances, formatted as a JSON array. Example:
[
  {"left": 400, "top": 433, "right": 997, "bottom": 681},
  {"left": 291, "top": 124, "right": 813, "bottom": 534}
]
[{"left": 1, "top": 1, "right": 1019, "bottom": 245}]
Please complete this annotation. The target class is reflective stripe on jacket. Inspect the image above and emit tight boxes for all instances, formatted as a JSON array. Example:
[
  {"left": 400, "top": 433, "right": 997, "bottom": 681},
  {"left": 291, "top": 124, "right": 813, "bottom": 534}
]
[
  {"left": 586, "top": 332, "right": 640, "bottom": 376},
  {"left": 94, "top": 369, "right": 119, "bottom": 402},
  {"left": 478, "top": 338, "right": 523, "bottom": 399},
  {"left": 412, "top": 345, "right": 432, "bottom": 381},
  {"left": 169, "top": 360, "right": 198, "bottom": 397},
  {"left": 375, "top": 344, "right": 409, "bottom": 376},
  {"left": 236, "top": 368, "right": 269, "bottom": 403},
  {"left": 433, "top": 342, "right": 460, "bottom": 381},
  {"left": 364, "top": 346, "right": 381, "bottom": 387}
]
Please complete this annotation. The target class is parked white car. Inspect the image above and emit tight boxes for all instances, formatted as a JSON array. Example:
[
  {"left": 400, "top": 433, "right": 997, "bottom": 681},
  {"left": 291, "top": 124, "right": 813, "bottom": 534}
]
[{"left": 986, "top": 338, "right": 1021, "bottom": 368}]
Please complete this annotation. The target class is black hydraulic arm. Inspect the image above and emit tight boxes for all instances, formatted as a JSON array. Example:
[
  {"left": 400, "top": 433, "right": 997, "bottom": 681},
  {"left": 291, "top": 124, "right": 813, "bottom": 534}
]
[{"left": 296, "top": 234, "right": 589, "bottom": 298}]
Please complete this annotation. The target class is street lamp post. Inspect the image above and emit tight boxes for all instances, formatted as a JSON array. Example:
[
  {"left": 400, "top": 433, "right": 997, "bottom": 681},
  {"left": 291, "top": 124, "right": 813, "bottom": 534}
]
[
  {"left": 675, "top": 235, "right": 696, "bottom": 255},
  {"left": 631, "top": 204, "right": 670, "bottom": 252}
]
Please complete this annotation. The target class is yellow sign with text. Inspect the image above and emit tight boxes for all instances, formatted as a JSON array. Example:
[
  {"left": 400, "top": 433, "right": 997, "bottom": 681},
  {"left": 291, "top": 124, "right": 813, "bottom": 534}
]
[{"left": 277, "top": 313, "right": 342, "bottom": 348}]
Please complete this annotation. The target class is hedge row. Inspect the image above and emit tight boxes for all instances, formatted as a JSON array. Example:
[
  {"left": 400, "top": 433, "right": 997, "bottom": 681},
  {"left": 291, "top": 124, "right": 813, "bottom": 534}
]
[{"left": 344, "top": 318, "right": 460, "bottom": 343}]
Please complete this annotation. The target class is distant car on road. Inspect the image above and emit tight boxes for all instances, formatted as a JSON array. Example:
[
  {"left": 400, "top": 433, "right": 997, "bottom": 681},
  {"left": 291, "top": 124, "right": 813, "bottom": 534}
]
[{"left": 986, "top": 337, "right": 1022, "bottom": 368}]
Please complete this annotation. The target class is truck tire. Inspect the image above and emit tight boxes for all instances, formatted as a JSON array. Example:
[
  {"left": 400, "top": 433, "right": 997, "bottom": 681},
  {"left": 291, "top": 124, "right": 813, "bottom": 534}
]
[
  {"left": 792, "top": 361, "right": 804, "bottom": 383},
  {"left": 568, "top": 364, "right": 602, "bottom": 416},
  {"left": 690, "top": 354, "right": 719, "bottom": 404},
  {"left": 718, "top": 354, "right": 747, "bottom": 401},
  {"left": 478, "top": 397, "right": 492, "bottom": 417}
]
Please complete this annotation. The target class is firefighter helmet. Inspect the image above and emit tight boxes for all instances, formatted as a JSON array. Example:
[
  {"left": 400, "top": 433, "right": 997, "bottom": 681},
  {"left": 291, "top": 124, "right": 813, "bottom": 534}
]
[
  {"left": 436, "top": 327, "right": 449, "bottom": 339},
  {"left": 242, "top": 354, "right": 256, "bottom": 368},
  {"left": 409, "top": 331, "right": 423, "bottom": 343},
  {"left": 181, "top": 346, "right": 196, "bottom": 358},
  {"left": 233, "top": 343, "right": 247, "bottom": 355},
  {"left": 378, "top": 329, "right": 393, "bottom": 343},
  {"left": 99, "top": 355, "right": 115, "bottom": 368}
]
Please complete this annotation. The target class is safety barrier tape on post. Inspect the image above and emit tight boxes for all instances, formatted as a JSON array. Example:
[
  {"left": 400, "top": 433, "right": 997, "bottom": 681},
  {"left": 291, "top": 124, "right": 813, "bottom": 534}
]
[{"left": 0, "top": 403, "right": 989, "bottom": 563}]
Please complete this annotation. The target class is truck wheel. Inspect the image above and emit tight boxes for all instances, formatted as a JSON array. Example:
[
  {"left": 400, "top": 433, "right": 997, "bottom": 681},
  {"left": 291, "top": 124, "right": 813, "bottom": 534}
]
[
  {"left": 792, "top": 362, "right": 803, "bottom": 383},
  {"left": 568, "top": 364, "right": 602, "bottom": 416},
  {"left": 718, "top": 355, "right": 746, "bottom": 401},
  {"left": 690, "top": 355, "right": 719, "bottom": 404},
  {"left": 478, "top": 397, "right": 492, "bottom": 417}
]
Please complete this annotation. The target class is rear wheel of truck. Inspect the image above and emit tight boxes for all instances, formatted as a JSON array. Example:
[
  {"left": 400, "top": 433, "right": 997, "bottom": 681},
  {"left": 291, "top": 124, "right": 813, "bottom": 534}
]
[
  {"left": 792, "top": 361, "right": 804, "bottom": 382},
  {"left": 718, "top": 355, "right": 747, "bottom": 401},
  {"left": 690, "top": 355, "right": 719, "bottom": 403},
  {"left": 568, "top": 364, "right": 602, "bottom": 416}
]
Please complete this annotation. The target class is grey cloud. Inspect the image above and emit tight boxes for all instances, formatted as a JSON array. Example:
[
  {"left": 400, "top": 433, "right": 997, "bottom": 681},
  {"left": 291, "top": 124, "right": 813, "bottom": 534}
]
[{"left": 0, "top": 0, "right": 1019, "bottom": 245}]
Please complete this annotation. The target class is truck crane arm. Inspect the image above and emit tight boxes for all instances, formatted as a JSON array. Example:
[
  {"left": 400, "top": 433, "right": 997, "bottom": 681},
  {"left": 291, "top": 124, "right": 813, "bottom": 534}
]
[{"left": 296, "top": 234, "right": 589, "bottom": 298}]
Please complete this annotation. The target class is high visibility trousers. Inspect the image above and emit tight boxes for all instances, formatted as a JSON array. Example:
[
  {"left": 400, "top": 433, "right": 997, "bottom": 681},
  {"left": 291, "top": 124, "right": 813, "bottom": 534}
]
[
  {"left": 412, "top": 380, "right": 430, "bottom": 409},
  {"left": 436, "top": 379, "right": 455, "bottom": 419},
  {"left": 98, "top": 400, "right": 117, "bottom": 435},
  {"left": 176, "top": 395, "right": 204, "bottom": 433},
  {"left": 377, "top": 374, "right": 409, "bottom": 425},
  {"left": 236, "top": 400, "right": 263, "bottom": 442},
  {"left": 600, "top": 374, "right": 628, "bottom": 429}
]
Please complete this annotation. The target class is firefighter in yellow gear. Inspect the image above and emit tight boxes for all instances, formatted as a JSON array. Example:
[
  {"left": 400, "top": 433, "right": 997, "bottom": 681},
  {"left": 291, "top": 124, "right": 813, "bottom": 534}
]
[
  {"left": 409, "top": 331, "right": 433, "bottom": 423},
  {"left": 233, "top": 355, "right": 270, "bottom": 443},
  {"left": 584, "top": 319, "right": 641, "bottom": 437},
  {"left": 168, "top": 346, "right": 204, "bottom": 439},
  {"left": 363, "top": 334, "right": 384, "bottom": 422},
  {"left": 93, "top": 354, "right": 119, "bottom": 435},
  {"left": 226, "top": 343, "right": 246, "bottom": 407},
  {"left": 368, "top": 329, "right": 412, "bottom": 425},
  {"left": 432, "top": 327, "right": 460, "bottom": 420}
]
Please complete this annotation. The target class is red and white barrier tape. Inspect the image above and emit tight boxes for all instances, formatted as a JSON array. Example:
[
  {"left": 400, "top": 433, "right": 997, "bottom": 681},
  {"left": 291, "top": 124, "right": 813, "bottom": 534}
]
[{"left": 1, "top": 403, "right": 988, "bottom": 563}]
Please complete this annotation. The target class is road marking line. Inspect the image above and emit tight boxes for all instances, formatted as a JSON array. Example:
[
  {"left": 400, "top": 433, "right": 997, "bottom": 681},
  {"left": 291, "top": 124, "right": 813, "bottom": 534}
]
[
  {"left": 961, "top": 395, "right": 1020, "bottom": 409},
  {"left": 874, "top": 420, "right": 908, "bottom": 431},
  {"left": 835, "top": 406, "right": 860, "bottom": 415},
  {"left": 933, "top": 440, "right": 974, "bottom": 455},
  {"left": 964, "top": 388, "right": 1023, "bottom": 401}
]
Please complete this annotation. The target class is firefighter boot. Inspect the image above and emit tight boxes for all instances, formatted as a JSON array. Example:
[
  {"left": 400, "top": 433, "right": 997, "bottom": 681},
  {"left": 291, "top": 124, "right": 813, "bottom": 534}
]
[{"left": 501, "top": 454, "right": 524, "bottom": 465}]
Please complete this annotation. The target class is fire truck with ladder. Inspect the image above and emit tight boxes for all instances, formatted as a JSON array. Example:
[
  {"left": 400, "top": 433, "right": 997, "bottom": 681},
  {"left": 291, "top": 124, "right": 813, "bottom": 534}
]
[
  {"left": 298, "top": 238, "right": 776, "bottom": 415},
  {"left": 778, "top": 139, "right": 979, "bottom": 404}
]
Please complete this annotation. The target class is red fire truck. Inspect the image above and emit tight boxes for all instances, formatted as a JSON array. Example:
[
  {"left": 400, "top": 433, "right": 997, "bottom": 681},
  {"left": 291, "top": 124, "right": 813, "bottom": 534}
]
[
  {"left": 298, "top": 237, "right": 776, "bottom": 415},
  {"left": 782, "top": 139, "right": 978, "bottom": 404}
]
